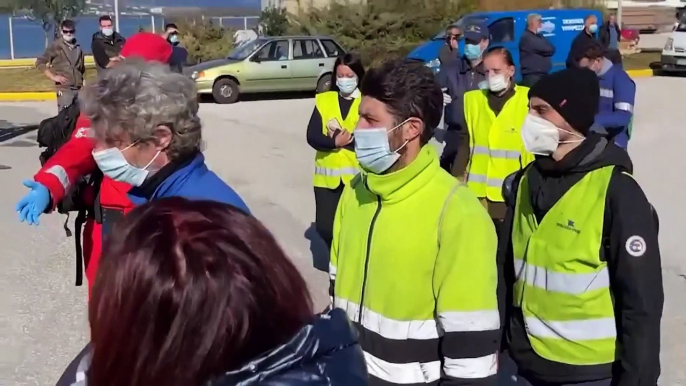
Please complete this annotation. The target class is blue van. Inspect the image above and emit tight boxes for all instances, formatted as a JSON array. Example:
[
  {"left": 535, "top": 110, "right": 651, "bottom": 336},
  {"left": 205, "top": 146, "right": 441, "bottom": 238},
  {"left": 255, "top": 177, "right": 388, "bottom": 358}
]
[{"left": 408, "top": 9, "right": 603, "bottom": 80}]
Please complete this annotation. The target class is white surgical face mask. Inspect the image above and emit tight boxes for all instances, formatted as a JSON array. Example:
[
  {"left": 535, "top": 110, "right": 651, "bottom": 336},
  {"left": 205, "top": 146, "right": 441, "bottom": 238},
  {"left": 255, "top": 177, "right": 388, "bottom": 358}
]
[
  {"left": 521, "top": 114, "right": 584, "bottom": 156},
  {"left": 92, "top": 142, "right": 160, "bottom": 186},
  {"left": 336, "top": 77, "right": 358, "bottom": 95},
  {"left": 102, "top": 27, "right": 114, "bottom": 37},
  {"left": 62, "top": 33, "right": 75, "bottom": 43},
  {"left": 487, "top": 73, "right": 508, "bottom": 92},
  {"left": 354, "top": 119, "right": 411, "bottom": 174}
]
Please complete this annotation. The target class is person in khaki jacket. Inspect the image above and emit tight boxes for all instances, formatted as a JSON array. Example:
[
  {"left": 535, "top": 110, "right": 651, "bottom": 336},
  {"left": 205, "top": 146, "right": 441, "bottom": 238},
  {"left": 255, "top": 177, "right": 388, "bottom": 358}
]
[{"left": 36, "top": 19, "right": 85, "bottom": 111}]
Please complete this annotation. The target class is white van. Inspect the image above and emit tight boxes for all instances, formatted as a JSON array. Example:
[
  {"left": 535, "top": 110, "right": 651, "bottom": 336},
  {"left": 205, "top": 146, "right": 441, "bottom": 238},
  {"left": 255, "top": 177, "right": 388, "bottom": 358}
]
[{"left": 657, "top": 18, "right": 686, "bottom": 72}]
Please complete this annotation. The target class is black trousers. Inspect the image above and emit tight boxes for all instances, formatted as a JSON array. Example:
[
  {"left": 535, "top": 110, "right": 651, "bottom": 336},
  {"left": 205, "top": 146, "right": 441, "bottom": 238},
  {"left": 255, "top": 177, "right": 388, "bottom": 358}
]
[
  {"left": 314, "top": 183, "right": 344, "bottom": 251},
  {"left": 521, "top": 74, "right": 544, "bottom": 88},
  {"left": 440, "top": 129, "right": 461, "bottom": 172}
]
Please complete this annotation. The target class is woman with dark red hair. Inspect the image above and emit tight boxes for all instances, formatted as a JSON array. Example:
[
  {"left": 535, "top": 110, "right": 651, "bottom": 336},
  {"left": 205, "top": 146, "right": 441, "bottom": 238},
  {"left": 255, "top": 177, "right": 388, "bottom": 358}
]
[{"left": 56, "top": 198, "right": 367, "bottom": 386}]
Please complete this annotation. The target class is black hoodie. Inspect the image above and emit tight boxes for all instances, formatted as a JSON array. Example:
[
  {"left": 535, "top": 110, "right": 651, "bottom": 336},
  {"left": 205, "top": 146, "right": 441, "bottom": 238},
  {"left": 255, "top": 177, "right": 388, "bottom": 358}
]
[
  {"left": 91, "top": 31, "right": 126, "bottom": 72},
  {"left": 499, "top": 134, "right": 663, "bottom": 385}
]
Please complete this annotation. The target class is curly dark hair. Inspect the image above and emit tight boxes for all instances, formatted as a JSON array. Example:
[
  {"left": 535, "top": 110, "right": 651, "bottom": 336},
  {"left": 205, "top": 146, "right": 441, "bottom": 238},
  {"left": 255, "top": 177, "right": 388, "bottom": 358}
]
[{"left": 360, "top": 59, "right": 442, "bottom": 145}]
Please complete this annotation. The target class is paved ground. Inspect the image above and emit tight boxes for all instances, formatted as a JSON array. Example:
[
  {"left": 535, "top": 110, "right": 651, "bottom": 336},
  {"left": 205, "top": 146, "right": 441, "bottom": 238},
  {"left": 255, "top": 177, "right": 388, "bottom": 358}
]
[{"left": 1, "top": 77, "right": 685, "bottom": 385}]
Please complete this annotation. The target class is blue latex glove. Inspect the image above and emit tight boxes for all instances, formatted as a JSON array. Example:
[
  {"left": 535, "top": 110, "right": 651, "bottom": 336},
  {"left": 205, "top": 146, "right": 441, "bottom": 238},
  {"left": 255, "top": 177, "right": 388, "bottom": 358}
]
[{"left": 15, "top": 180, "right": 50, "bottom": 225}]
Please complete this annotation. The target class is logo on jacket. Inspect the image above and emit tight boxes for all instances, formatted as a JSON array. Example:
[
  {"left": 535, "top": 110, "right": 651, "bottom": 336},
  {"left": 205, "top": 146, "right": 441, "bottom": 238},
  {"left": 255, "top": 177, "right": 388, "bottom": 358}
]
[
  {"left": 75, "top": 127, "right": 92, "bottom": 138},
  {"left": 540, "top": 20, "right": 555, "bottom": 34},
  {"left": 556, "top": 219, "right": 580, "bottom": 234},
  {"left": 625, "top": 235, "right": 646, "bottom": 257}
]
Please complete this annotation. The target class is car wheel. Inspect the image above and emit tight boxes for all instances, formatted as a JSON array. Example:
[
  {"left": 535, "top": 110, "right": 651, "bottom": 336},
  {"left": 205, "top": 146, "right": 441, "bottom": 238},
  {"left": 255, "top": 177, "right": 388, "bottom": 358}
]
[
  {"left": 316, "top": 74, "right": 332, "bottom": 93},
  {"left": 212, "top": 78, "right": 240, "bottom": 104}
]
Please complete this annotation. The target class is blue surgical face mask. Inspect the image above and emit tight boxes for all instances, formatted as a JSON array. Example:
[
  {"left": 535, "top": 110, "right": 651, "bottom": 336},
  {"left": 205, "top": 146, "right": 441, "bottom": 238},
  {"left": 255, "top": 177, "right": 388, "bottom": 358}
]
[
  {"left": 92, "top": 142, "right": 160, "bottom": 187},
  {"left": 464, "top": 43, "right": 482, "bottom": 60},
  {"left": 589, "top": 23, "right": 598, "bottom": 33},
  {"left": 354, "top": 119, "right": 410, "bottom": 174},
  {"left": 168, "top": 34, "right": 180, "bottom": 45},
  {"left": 336, "top": 77, "right": 358, "bottom": 95}
]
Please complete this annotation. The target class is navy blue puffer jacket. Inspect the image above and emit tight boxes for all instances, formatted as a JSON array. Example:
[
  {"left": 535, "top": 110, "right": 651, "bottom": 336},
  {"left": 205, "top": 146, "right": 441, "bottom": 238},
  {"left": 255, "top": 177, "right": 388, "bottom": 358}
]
[{"left": 56, "top": 309, "right": 368, "bottom": 386}]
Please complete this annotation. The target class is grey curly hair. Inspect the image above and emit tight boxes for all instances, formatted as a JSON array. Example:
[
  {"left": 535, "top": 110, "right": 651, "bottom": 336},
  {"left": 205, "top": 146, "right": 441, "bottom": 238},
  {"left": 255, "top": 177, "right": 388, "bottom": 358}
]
[{"left": 80, "top": 59, "right": 201, "bottom": 160}]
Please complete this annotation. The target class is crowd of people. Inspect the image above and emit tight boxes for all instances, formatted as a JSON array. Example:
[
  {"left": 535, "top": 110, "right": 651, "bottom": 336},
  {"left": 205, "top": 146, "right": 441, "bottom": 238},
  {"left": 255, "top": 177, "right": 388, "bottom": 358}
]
[
  {"left": 35, "top": 17, "right": 188, "bottom": 111},
  {"left": 14, "top": 13, "right": 663, "bottom": 386}
]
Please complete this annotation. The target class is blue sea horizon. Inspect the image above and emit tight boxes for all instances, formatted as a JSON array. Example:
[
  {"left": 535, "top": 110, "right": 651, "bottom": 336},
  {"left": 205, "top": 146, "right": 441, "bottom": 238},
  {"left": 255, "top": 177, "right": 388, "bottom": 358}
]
[{"left": 0, "top": 14, "right": 259, "bottom": 59}]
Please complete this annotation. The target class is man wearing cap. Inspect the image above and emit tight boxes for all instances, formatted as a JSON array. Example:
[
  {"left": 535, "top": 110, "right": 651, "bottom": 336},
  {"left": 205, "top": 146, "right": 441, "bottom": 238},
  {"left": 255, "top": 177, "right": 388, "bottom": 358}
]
[
  {"left": 577, "top": 41, "right": 635, "bottom": 150},
  {"left": 499, "top": 68, "right": 663, "bottom": 386},
  {"left": 440, "top": 22, "right": 489, "bottom": 173},
  {"left": 15, "top": 33, "right": 175, "bottom": 295}
]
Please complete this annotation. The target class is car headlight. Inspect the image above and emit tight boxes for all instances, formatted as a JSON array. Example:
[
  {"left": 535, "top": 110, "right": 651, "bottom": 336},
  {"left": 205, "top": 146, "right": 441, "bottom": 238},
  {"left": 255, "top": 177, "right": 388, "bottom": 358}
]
[
  {"left": 425, "top": 58, "right": 440, "bottom": 69},
  {"left": 191, "top": 71, "right": 205, "bottom": 80},
  {"left": 664, "top": 38, "right": 674, "bottom": 51}
]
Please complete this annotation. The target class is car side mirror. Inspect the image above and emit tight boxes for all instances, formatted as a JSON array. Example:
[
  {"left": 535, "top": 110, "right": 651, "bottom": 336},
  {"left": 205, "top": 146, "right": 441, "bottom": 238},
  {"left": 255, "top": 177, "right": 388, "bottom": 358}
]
[{"left": 251, "top": 55, "right": 261, "bottom": 63}]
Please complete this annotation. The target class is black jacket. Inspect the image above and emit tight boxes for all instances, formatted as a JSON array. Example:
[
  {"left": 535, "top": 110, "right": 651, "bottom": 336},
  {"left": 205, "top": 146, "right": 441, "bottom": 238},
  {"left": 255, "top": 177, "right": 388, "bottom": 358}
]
[
  {"left": 566, "top": 30, "right": 597, "bottom": 68},
  {"left": 519, "top": 29, "right": 555, "bottom": 76},
  {"left": 499, "top": 135, "right": 663, "bottom": 385},
  {"left": 91, "top": 31, "right": 125, "bottom": 71},
  {"left": 599, "top": 23, "right": 622, "bottom": 49},
  {"left": 56, "top": 309, "right": 368, "bottom": 386}
]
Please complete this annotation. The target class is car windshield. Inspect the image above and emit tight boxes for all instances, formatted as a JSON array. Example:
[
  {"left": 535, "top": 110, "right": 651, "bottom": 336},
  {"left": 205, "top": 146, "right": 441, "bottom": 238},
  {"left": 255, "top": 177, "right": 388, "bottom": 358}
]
[
  {"left": 676, "top": 18, "right": 686, "bottom": 32},
  {"left": 227, "top": 38, "right": 268, "bottom": 60},
  {"left": 433, "top": 17, "right": 487, "bottom": 40}
]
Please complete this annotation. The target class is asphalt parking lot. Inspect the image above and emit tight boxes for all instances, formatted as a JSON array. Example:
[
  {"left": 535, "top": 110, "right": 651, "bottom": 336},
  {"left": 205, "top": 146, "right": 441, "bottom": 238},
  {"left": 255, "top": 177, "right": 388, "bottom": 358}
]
[{"left": 0, "top": 75, "right": 684, "bottom": 385}]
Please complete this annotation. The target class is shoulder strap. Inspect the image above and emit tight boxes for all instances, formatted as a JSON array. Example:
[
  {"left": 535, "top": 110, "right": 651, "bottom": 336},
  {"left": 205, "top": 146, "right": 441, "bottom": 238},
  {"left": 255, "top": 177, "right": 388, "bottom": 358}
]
[{"left": 438, "top": 182, "right": 463, "bottom": 248}]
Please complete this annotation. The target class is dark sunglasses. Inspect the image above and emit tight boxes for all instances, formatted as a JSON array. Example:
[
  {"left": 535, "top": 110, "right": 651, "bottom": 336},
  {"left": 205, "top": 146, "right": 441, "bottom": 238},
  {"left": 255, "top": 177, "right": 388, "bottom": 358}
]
[{"left": 62, "top": 29, "right": 75, "bottom": 34}]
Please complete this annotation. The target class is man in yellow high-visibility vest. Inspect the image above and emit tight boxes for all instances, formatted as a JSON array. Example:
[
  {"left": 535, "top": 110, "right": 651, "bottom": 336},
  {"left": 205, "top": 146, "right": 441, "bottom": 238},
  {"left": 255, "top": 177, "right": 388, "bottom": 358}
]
[{"left": 500, "top": 68, "right": 663, "bottom": 386}]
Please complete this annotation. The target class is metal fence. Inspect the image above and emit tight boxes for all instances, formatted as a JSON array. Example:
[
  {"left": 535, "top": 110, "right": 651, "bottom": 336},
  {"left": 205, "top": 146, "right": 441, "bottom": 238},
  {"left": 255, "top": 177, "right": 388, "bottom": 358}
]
[{"left": 0, "top": 15, "right": 260, "bottom": 60}]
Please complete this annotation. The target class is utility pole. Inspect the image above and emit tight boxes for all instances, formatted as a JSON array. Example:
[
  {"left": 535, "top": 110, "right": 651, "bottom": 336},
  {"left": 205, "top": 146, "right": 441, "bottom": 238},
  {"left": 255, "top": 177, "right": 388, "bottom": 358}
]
[
  {"left": 617, "top": 0, "right": 623, "bottom": 28},
  {"left": 114, "top": 0, "right": 120, "bottom": 32}
]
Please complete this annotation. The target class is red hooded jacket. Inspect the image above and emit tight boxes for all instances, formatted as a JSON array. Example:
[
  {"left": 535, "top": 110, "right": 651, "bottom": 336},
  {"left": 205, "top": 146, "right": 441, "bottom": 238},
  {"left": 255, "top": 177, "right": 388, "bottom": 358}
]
[{"left": 33, "top": 33, "right": 173, "bottom": 292}]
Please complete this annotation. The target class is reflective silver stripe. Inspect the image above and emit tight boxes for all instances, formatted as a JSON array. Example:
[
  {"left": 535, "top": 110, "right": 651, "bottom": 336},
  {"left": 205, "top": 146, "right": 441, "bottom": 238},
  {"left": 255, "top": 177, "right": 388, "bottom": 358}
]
[
  {"left": 314, "top": 166, "right": 359, "bottom": 177},
  {"left": 614, "top": 102, "right": 633, "bottom": 113},
  {"left": 525, "top": 316, "right": 617, "bottom": 340},
  {"left": 599, "top": 88, "right": 614, "bottom": 98},
  {"left": 444, "top": 353, "right": 498, "bottom": 379},
  {"left": 514, "top": 258, "right": 610, "bottom": 294},
  {"left": 329, "top": 263, "right": 337, "bottom": 281},
  {"left": 364, "top": 351, "right": 441, "bottom": 384},
  {"left": 438, "top": 310, "right": 500, "bottom": 332},
  {"left": 466, "top": 173, "right": 503, "bottom": 188},
  {"left": 334, "top": 298, "right": 439, "bottom": 340},
  {"left": 45, "top": 165, "right": 70, "bottom": 191},
  {"left": 471, "top": 145, "right": 520, "bottom": 160}
]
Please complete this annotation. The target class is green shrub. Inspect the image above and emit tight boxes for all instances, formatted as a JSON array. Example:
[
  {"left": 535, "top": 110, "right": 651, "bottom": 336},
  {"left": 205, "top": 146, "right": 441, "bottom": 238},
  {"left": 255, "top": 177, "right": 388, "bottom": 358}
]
[
  {"left": 285, "top": 0, "right": 478, "bottom": 67},
  {"left": 176, "top": 21, "right": 235, "bottom": 64},
  {"left": 260, "top": 6, "right": 290, "bottom": 36}
]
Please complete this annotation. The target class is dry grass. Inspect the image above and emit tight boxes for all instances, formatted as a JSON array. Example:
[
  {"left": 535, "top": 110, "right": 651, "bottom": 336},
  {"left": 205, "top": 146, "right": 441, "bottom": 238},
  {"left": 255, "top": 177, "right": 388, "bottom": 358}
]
[
  {"left": 0, "top": 67, "right": 98, "bottom": 93},
  {"left": 0, "top": 51, "right": 660, "bottom": 93}
]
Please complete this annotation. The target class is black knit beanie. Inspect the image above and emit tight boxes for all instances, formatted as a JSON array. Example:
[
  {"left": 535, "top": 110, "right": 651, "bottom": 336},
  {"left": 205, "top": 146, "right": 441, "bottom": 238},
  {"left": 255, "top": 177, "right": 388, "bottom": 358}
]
[{"left": 528, "top": 68, "right": 600, "bottom": 135}]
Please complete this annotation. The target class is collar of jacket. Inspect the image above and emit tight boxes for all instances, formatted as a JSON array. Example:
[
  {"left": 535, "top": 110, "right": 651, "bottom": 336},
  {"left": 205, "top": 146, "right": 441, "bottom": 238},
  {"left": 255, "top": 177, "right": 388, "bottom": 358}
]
[
  {"left": 209, "top": 309, "right": 364, "bottom": 385},
  {"left": 127, "top": 152, "right": 200, "bottom": 204},
  {"left": 458, "top": 56, "right": 485, "bottom": 75},
  {"left": 597, "top": 57, "right": 614, "bottom": 77},
  {"left": 365, "top": 145, "right": 439, "bottom": 203}
]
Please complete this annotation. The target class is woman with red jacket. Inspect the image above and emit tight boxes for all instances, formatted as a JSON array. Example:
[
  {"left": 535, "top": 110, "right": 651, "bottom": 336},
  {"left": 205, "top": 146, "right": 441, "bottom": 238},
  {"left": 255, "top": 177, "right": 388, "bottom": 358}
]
[{"left": 15, "top": 33, "right": 174, "bottom": 293}]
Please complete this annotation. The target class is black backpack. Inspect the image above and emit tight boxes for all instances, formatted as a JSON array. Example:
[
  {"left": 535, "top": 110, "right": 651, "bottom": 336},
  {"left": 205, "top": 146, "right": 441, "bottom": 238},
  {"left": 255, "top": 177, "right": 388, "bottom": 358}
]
[
  {"left": 36, "top": 97, "right": 101, "bottom": 215},
  {"left": 36, "top": 97, "right": 101, "bottom": 286}
]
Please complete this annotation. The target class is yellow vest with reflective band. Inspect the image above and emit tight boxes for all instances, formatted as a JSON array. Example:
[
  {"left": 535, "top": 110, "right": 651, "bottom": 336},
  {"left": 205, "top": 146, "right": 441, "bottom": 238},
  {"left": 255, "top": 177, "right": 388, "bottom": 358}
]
[
  {"left": 313, "top": 91, "right": 361, "bottom": 189},
  {"left": 464, "top": 85, "right": 534, "bottom": 201},
  {"left": 512, "top": 166, "right": 617, "bottom": 366}
]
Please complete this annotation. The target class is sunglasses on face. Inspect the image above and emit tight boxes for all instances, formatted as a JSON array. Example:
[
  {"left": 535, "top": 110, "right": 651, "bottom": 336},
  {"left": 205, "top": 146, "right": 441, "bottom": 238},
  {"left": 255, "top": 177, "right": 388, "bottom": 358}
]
[{"left": 62, "top": 30, "right": 75, "bottom": 34}]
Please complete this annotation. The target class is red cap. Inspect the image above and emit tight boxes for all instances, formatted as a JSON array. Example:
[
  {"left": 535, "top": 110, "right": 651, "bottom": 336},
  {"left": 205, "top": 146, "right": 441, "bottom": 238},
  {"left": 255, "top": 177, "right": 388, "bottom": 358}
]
[{"left": 120, "top": 32, "right": 173, "bottom": 63}]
